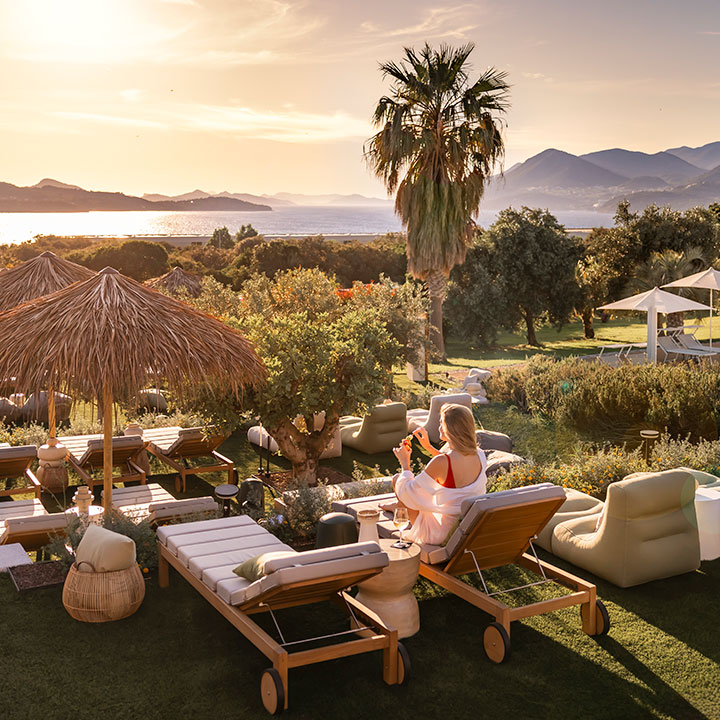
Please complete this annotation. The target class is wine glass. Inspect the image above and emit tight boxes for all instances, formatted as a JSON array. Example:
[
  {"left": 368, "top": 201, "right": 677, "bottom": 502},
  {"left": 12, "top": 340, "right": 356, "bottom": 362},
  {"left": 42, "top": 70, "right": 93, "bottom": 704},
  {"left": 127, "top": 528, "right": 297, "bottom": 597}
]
[{"left": 392, "top": 507, "right": 410, "bottom": 549}]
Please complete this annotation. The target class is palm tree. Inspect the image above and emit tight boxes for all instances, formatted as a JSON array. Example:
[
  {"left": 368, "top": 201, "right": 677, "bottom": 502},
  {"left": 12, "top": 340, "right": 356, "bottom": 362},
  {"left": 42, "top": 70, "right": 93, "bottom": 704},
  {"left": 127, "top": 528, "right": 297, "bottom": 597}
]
[
  {"left": 626, "top": 246, "right": 707, "bottom": 328},
  {"left": 365, "top": 43, "right": 510, "bottom": 358}
]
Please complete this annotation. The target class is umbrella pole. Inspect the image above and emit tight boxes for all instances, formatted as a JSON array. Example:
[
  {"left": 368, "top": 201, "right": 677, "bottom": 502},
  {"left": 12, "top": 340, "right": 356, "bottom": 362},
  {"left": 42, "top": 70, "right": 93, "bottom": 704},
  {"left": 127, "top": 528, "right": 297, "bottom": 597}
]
[
  {"left": 647, "top": 306, "right": 657, "bottom": 364},
  {"left": 103, "top": 381, "right": 113, "bottom": 517},
  {"left": 710, "top": 289, "right": 714, "bottom": 349}
]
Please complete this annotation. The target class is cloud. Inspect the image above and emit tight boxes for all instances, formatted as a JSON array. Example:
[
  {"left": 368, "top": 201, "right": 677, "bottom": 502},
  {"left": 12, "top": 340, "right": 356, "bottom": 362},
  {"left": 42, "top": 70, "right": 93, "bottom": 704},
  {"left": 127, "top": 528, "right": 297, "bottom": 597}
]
[
  {"left": 51, "top": 112, "right": 167, "bottom": 129},
  {"left": 361, "top": 5, "right": 480, "bottom": 39},
  {"left": 698, "top": 31, "right": 720, "bottom": 35},
  {"left": 522, "top": 72, "right": 554, "bottom": 82},
  {"left": 120, "top": 89, "right": 143, "bottom": 102}
]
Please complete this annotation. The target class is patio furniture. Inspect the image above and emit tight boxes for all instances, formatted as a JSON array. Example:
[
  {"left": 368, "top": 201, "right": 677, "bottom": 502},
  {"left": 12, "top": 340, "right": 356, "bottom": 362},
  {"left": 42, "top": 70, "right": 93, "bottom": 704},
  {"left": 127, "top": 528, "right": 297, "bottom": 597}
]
[
  {"left": 355, "top": 539, "right": 421, "bottom": 639},
  {"left": 62, "top": 526, "right": 145, "bottom": 623},
  {"left": 248, "top": 414, "right": 342, "bottom": 460},
  {"left": 316, "top": 512, "right": 358, "bottom": 548},
  {"left": 215, "top": 483, "right": 239, "bottom": 517},
  {"left": 550, "top": 469, "right": 700, "bottom": 587},
  {"left": 157, "top": 515, "right": 409, "bottom": 714},
  {"left": 673, "top": 333, "right": 720, "bottom": 357},
  {"left": 476, "top": 430, "right": 513, "bottom": 453},
  {"left": 63, "top": 434, "right": 147, "bottom": 488},
  {"left": 656, "top": 336, "right": 708, "bottom": 362},
  {"left": 484, "top": 450, "right": 526, "bottom": 476},
  {"left": 535, "top": 488, "right": 604, "bottom": 551},
  {"left": 0, "top": 445, "right": 42, "bottom": 500},
  {"left": 0, "top": 499, "right": 70, "bottom": 551},
  {"left": 0, "top": 542, "right": 33, "bottom": 572},
  {"left": 339, "top": 402, "right": 407, "bottom": 454},
  {"left": 694, "top": 487, "right": 720, "bottom": 561},
  {"left": 109, "top": 483, "right": 216, "bottom": 525},
  {"left": 334, "top": 483, "right": 609, "bottom": 662},
  {"left": 144, "top": 426, "right": 235, "bottom": 493},
  {"left": 406, "top": 393, "right": 473, "bottom": 445}
]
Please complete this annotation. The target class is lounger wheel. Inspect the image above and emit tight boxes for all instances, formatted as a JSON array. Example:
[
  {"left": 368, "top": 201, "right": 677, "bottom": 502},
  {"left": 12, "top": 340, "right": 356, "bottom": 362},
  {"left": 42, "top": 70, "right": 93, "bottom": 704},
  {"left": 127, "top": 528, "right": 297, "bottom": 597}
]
[
  {"left": 582, "top": 599, "right": 610, "bottom": 636},
  {"left": 260, "top": 668, "right": 285, "bottom": 715},
  {"left": 483, "top": 622, "right": 511, "bottom": 664},
  {"left": 397, "top": 642, "right": 411, "bottom": 685}
]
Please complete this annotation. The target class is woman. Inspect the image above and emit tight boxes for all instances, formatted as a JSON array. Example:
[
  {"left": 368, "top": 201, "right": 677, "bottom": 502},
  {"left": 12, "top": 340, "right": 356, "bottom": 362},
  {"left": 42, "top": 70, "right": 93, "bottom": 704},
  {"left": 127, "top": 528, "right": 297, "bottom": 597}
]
[{"left": 385, "top": 403, "right": 487, "bottom": 546}]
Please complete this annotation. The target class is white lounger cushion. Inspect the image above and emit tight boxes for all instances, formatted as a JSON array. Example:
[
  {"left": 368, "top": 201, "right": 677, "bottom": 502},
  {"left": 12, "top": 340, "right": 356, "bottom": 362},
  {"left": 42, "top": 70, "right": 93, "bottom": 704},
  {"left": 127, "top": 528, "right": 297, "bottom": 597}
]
[
  {"left": 159, "top": 516, "right": 388, "bottom": 606},
  {"left": 80, "top": 435, "right": 143, "bottom": 464},
  {"left": 0, "top": 499, "right": 47, "bottom": 527},
  {"left": 1, "top": 512, "right": 70, "bottom": 544},
  {"left": 109, "top": 483, "right": 216, "bottom": 521}
]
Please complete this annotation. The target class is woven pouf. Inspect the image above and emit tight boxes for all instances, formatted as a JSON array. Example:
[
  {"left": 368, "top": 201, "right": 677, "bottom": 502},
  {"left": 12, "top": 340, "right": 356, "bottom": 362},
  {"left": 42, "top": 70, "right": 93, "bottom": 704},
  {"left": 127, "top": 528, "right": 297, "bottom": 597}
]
[{"left": 62, "top": 562, "right": 145, "bottom": 623}]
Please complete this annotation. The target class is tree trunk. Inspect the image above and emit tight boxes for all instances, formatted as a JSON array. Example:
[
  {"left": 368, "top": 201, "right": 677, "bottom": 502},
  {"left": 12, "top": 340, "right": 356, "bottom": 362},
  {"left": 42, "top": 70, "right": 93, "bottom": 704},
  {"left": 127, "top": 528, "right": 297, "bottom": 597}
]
[
  {"left": 582, "top": 307, "right": 595, "bottom": 339},
  {"left": 290, "top": 457, "right": 320, "bottom": 486},
  {"left": 425, "top": 269, "right": 447, "bottom": 360},
  {"left": 524, "top": 309, "right": 540, "bottom": 347}
]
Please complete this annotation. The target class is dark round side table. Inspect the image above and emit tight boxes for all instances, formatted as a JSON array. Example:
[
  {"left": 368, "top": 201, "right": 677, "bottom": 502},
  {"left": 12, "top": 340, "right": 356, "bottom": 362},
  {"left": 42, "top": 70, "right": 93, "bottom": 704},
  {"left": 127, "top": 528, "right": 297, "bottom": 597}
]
[
  {"left": 215, "top": 483, "right": 240, "bottom": 517},
  {"left": 316, "top": 512, "right": 358, "bottom": 548}
]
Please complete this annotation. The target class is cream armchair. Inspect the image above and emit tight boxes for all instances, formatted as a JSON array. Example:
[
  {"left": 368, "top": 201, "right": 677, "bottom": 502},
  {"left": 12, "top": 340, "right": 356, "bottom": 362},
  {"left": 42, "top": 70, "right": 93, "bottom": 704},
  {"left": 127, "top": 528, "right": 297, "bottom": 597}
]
[
  {"left": 339, "top": 402, "right": 407, "bottom": 454},
  {"left": 551, "top": 469, "right": 700, "bottom": 587},
  {"left": 406, "top": 393, "right": 473, "bottom": 445}
]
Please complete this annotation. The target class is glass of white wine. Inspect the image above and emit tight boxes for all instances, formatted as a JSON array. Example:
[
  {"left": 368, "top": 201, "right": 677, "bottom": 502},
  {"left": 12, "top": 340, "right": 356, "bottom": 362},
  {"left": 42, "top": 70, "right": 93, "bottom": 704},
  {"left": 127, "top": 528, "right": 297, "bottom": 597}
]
[{"left": 392, "top": 507, "right": 410, "bottom": 549}]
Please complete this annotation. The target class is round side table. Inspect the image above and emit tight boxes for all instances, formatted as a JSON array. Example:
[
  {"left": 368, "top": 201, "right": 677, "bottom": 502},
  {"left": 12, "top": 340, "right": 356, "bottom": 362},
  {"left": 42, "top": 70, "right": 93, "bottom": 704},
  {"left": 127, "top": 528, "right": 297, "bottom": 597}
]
[
  {"left": 695, "top": 487, "right": 720, "bottom": 561},
  {"left": 355, "top": 538, "right": 420, "bottom": 639},
  {"left": 215, "top": 484, "right": 239, "bottom": 517},
  {"left": 65, "top": 505, "right": 104, "bottom": 525}
]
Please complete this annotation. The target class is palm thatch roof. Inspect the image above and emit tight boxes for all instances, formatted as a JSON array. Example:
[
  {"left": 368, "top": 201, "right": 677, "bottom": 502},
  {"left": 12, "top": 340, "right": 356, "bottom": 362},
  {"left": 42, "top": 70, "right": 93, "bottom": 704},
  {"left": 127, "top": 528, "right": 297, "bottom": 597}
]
[
  {"left": 0, "top": 251, "right": 96, "bottom": 312},
  {"left": 146, "top": 266, "right": 203, "bottom": 298},
  {"left": 0, "top": 267, "right": 265, "bottom": 401}
]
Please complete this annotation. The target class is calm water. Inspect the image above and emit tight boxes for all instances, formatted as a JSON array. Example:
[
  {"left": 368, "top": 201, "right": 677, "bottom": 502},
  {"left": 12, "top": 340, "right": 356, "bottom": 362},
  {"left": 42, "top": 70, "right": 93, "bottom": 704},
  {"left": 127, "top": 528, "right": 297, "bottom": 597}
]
[{"left": 0, "top": 207, "right": 615, "bottom": 244}]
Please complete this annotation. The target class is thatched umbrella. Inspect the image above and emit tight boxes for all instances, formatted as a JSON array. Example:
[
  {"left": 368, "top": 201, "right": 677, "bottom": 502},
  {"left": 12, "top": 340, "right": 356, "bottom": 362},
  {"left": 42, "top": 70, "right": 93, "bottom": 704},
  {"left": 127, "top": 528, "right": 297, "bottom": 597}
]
[
  {"left": 0, "top": 250, "right": 96, "bottom": 312},
  {"left": 0, "top": 267, "right": 265, "bottom": 513},
  {"left": 146, "top": 266, "right": 203, "bottom": 298}
]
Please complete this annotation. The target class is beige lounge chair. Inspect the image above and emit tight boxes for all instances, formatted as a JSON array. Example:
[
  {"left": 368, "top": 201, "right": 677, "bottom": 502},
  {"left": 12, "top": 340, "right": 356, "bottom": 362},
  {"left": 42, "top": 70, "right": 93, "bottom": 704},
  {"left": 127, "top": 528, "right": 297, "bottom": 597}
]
[
  {"left": 339, "top": 402, "right": 407, "bottom": 454},
  {"left": 0, "top": 445, "right": 41, "bottom": 500},
  {"left": 406, "top": 393, "right": 473, "bottom": 444},
  {"left": 657, "top": 336, "right": 708, "bottom": 362},
  {"left": 0, "top": 498, "right": 70, "bottom": 551},
  {"left": 535, "top": 488, "right": 604, "bottom": 551},
  {"left": 63, "top": 434, "right": 146, "bottom": 488},
  {"left": 674, "top": 333, "right": 720, "bottom": 358},
  {"left": 157, "top": 515, "right": 408, "bottom": 714},
  {"left": 108, "top": 483, "right": 217, "bottom": 525},
  {"left": 550, "top": 469, "right": 701, "bottom": 587},
  {"left": 145, "top": 426, "right": 234, "bottom": 492},
  {"left": 334, "top": 483, "right": 609, "bottom": 663}
]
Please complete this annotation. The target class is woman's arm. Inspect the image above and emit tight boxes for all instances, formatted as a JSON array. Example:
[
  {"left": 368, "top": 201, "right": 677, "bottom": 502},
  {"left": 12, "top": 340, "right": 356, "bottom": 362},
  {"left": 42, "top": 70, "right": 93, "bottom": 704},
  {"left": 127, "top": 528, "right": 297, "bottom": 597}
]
[{"left": 413, "top": 427, "right": 441, "bottom": 456}]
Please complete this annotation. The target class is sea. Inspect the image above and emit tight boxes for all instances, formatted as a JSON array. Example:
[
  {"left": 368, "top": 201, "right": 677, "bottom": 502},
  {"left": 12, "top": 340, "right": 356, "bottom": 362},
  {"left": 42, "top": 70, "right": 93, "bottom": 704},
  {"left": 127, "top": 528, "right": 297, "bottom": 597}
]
[{"left": 0, "top": 207, "right": 616, "bottom": 245}]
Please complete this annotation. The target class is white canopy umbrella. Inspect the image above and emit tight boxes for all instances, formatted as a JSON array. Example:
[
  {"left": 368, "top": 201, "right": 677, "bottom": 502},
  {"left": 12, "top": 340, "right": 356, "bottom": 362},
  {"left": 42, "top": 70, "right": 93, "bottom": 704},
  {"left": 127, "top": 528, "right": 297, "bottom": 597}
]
[
  {"left": 599, "top": 287, "right": 711, "bottom": 363},
  {"left": 663, "top": 267, "right": 720, "bottom": 348}
]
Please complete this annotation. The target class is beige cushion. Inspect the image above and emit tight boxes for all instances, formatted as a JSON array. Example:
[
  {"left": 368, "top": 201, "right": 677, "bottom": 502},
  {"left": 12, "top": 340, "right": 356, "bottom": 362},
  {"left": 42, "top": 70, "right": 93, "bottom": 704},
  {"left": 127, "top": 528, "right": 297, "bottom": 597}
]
[
  {"left": 1, "top": 512, "right": 69, "bottom": 544},
  {"left": 535, "top": 488, "right": 604, "bottom": 551},
  {"left": 0, "top": 444, "right": 37, "bottom": 462},
  {"left": 407, "top": 393, "right": 473, "bottom": 444},
  {"left": 75, "top": 524, "right": 136, "bottom": 573},
  {"left": 551, "top": 469, "right": 700, "bottom": 587},
  {"left": 80, "top": 435, "right": 142, "bottom": 464},
  {"left": 340, "top": 403, "right": 407, "bottom": 454},
  {"left": 679, "top": 466, "right": 720, "bottom": 490},
  {"left": 233, "top": 550, "right": 297, "bottom": 581}
]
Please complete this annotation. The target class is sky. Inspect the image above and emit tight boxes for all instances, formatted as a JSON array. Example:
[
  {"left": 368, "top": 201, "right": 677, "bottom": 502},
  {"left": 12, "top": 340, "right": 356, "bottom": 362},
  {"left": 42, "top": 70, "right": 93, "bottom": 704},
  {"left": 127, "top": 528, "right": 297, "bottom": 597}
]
[{"left": 1, "top": 0, "right": 719, "bottom": 197}]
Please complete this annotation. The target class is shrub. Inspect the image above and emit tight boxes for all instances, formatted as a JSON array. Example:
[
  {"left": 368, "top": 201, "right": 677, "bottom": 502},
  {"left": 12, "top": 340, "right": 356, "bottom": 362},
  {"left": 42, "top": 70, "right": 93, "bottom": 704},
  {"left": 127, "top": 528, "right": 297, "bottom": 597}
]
[{"left": 67, "top": 240, "right": 170, "bottom": 281}]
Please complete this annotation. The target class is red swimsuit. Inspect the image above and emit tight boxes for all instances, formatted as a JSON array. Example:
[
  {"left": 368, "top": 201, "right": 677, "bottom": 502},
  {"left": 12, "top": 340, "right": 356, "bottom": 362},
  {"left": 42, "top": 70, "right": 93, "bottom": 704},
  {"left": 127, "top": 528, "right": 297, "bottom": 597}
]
[{"left": 436, "top": 454, "right": 457, "bottom": 488}]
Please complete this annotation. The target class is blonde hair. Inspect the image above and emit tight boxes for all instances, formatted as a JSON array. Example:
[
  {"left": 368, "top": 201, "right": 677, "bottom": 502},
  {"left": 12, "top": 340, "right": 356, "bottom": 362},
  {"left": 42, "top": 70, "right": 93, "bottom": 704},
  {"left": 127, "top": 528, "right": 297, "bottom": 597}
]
[{"left": 441, "top": 404, "right": 477, "bottom": 455}]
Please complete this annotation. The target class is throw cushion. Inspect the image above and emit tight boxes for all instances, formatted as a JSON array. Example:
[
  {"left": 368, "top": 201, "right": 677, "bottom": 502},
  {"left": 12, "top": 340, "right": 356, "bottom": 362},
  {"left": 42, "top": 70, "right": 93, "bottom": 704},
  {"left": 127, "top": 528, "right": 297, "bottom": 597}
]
[
  {"left": 233, "top": 551, "right": 296, "bottom": 582},
  {"left": 75, "top": 524, "right": 136, "bottom": 573}
]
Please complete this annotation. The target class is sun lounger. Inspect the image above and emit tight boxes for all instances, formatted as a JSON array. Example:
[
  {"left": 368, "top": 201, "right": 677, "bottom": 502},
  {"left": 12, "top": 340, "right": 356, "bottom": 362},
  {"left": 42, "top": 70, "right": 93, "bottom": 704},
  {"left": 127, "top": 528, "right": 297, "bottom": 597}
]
[
  {"left": 62, "top": 434, "right": 146, "bottom": 488},
  {"left": 0, "top": 445, "right": 41, "bottom": 500},
  {"left": 656, "top": 336, "right": 709, "bottom": 362},
  {"left": 108, "top": 483, "right": 217, "bottom": 525},
  {"left": 334, "top": 483, "right": 609, "bottom": 663},
  {"left": 157, "top": 515, "right": 408, "bottom": 714},
  {"left": 0, "top": 498, "right": 70, "bottom": 551},
  {"left": 674, "top": 333, "right": 720, "bottom": 357},
  {"left": 144, "top": 426, "right": 234, "bottom": 492}
]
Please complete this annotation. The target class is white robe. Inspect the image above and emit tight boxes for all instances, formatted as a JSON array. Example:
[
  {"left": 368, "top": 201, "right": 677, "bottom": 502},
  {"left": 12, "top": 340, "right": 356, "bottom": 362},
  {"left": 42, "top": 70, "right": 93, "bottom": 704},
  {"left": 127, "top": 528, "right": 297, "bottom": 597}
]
[{"left": 395, "top": 450, "right": 488, "bottom": 546}]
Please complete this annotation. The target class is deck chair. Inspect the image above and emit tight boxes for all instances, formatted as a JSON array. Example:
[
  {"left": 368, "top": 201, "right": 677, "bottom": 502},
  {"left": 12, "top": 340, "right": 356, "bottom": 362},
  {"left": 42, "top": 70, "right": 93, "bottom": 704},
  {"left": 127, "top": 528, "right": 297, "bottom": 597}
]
[
  {"left": 334, "top": 483, "right": 609, "bottom": 663},
  {"left": 108, "top": 483, "right": 217, "bottom": 525},
  {"left": 0, "top": 445, "right": 41, "bottom": 500},
  {"left": 674, "top": 333, "right": 720, "bottom": 358},
  {"left": 144, "top": 426, "right": 234, "bottom": 492},
  {"left": 63, "top": 434, "right": 146, "bottom": 488},
  {"left": 0, "top": 499, "right": 70, "bottom": 551},
  {"left": 157, "top": 515, "right": 409, "bottom": 714},
  {"left": 656, "top": 336, "right": 708, "bottom": 362}
]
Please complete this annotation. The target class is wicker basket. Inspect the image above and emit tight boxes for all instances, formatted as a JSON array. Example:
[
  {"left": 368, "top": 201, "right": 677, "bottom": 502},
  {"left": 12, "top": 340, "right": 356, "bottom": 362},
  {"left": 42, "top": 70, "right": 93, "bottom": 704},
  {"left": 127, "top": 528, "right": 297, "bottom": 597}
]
[{"left": 62, "top": 561, "right": 145, "bottom": 623}]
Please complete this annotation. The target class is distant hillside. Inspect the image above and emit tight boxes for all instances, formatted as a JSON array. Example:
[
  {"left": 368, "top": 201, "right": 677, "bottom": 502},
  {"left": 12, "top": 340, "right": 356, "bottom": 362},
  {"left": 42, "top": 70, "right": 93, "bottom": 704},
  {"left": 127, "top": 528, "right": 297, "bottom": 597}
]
[
  {"left": 580, "top": 149, "right": 701, "bottom": 184},
  {"left": 144, "top": 189, "right": 294, "bottom": 208},
  {"left": 271, "top": 192, "right": 391, "bottom": 207},
  {"left": 33, "top": 178, "right": 84, "bottom": 191},
  {"left": 0, "top": 181, "right": 271, "bottom": 212},
  {"left": 666, "top": 141, "right": 720, "bottom": 170}
]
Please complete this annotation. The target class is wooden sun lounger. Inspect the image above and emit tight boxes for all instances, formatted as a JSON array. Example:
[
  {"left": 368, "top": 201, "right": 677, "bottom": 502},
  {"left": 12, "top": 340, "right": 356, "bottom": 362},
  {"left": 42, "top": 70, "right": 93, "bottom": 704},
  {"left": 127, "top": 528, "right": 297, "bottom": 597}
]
[
  {"left": 335, "top": 483, "right": 609, "bottom": 664},
  {"left": 62, "top": 434, "right": 146, "bottom": 488},
  {"left": 144, "top": 426, "right": 234, "bottom": 492},
  {"left": 109, "top": 483, "right": 217, "bottom": 525},
  {"left": 0, "top": 498, "right": 70, "bottom": 551},
  {"left": 157, "top": 516, "right": 408, "bottom": 714},
  {"left": 0, "top": 445, "right": 41, "bottom": 500}
]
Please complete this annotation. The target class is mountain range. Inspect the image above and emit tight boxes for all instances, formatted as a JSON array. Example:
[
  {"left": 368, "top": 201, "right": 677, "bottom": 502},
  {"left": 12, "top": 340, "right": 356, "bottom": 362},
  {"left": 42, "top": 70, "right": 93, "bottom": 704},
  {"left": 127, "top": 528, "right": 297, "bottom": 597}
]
[
  {"left": 481, "top": 141, "right": 720, "bottom": 212},
  {"left": 2, "top": 140, "right": 720, "bottom": 214}
]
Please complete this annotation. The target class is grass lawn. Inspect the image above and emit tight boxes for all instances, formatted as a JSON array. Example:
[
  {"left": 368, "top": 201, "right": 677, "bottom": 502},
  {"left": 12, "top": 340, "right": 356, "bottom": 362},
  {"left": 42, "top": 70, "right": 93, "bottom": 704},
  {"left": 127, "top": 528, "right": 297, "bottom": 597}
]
[{"left": 2, "top": 549, "right": 717, "bottom": 719}]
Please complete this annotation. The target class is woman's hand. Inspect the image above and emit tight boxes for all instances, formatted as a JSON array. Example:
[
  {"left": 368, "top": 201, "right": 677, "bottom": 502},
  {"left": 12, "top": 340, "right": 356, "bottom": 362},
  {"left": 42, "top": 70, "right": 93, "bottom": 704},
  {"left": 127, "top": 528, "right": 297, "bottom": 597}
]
[
  {"left": 393, "top": 442, "right": 412, "bottom": 471},
  {"left": 413, "top": 427, "right": 432, "bottom": 450}
]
